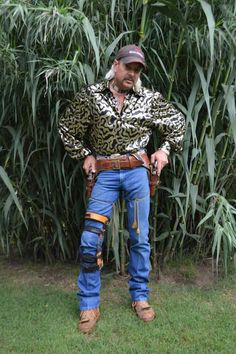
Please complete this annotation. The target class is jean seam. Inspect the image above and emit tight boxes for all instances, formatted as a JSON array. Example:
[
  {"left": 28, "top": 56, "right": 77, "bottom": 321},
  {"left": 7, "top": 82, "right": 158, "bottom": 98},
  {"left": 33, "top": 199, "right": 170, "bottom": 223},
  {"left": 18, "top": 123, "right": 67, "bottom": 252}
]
[{"left": 89, "top": 197, "right": 114, "bottom": 205}]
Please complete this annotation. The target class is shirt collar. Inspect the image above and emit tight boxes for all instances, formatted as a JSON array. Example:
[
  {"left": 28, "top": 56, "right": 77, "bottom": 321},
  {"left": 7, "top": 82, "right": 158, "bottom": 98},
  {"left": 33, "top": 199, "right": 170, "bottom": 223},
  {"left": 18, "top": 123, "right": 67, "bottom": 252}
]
[{"left": 93, "top": 80, "right": 145, "bottom": 97}]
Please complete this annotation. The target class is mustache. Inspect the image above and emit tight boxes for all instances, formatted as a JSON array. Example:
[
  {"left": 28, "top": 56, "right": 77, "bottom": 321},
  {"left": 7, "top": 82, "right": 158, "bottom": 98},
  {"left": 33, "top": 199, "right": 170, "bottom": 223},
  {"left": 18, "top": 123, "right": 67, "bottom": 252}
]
[{"left": 124, "top": 77, "right": 134, "bottom": 82}]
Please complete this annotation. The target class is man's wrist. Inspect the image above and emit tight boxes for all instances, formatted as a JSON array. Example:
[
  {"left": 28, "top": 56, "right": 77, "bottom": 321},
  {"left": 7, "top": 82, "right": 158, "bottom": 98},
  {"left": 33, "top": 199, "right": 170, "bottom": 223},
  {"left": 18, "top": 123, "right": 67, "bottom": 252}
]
[{"left": 158, "top": 147, "right": 170, "bottom": 156}]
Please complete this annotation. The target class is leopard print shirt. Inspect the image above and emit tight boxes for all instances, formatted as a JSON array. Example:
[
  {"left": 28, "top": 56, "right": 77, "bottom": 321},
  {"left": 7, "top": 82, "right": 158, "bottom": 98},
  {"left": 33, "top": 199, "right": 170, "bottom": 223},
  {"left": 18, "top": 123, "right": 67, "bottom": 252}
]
[{"left": 58, "top": 80, "right": 185, "bottom": 159}]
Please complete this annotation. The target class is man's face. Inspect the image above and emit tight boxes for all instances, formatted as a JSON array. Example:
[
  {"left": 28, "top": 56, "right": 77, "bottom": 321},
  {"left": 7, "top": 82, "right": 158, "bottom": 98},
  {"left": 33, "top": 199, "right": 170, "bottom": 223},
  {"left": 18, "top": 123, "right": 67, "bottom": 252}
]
[{"left": 113, "top": 59, "right": 143, "bottom": 91}]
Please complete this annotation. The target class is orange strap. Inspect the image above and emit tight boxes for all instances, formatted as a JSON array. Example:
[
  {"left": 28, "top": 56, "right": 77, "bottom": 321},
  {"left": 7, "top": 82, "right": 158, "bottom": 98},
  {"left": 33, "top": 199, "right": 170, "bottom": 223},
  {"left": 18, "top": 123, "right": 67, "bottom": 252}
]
[{"left": 85, "top": 212, "right": 109, "bottom": 225}]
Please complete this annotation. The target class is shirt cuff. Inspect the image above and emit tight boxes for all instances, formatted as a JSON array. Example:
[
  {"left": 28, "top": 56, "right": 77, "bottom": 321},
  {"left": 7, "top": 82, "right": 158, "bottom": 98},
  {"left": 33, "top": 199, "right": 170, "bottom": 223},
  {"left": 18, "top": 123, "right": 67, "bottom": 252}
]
[{"left": 159, "top": 142, "right": 171, "bottom": 156}]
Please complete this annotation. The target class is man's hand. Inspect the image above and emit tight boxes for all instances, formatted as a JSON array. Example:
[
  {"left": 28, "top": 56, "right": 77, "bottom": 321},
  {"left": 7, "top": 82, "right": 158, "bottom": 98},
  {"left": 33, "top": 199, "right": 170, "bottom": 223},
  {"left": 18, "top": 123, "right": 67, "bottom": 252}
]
[
  {"left": 150, "top": 149, "right": 169, "bottom": 176},
  {"left": 83, "top": 155, "right": 96, "bottom": 175}
]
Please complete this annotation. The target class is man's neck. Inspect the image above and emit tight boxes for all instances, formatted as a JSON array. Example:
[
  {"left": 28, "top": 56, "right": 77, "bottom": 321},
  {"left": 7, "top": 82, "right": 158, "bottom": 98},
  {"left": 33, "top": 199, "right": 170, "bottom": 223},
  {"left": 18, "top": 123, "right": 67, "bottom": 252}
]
[{"left": 110, "top": 81, "right": 129, "bottom": 94}]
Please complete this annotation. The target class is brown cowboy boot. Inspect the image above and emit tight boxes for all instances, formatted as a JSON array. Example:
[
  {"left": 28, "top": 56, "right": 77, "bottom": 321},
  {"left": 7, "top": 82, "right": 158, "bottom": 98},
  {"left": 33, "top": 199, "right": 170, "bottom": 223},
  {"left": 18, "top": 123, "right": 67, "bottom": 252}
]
[
  {"left": 132, "top": 301, "right": 155, "bottom": 322},
  {"left": 79, "top": 308, "right": 100, "bottom": 334}
]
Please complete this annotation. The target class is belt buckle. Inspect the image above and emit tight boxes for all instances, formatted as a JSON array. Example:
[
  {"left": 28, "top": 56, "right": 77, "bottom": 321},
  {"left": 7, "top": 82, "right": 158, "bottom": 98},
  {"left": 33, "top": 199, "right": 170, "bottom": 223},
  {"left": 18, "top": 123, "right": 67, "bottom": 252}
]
[{"left": 111, "top": 159, "right": 120, "bottom": 169}]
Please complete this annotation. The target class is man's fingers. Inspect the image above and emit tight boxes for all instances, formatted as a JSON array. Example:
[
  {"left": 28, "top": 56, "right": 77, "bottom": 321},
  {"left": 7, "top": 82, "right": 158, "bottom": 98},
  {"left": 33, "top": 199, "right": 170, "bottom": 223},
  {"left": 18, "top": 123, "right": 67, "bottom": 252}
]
[
  {"left": 157, "top": 162, "right": 164, "bottom": 176},
  {"left": 155, "top": 159, "right": 168, "bottom": 176},
  {"left": 84, "top": 166, "right": 94, "bottom": 175},
  {"left": 83, "top": 156, "right": 97, "bottom": 175},
  {"left": 84, "top": 166, "right": 96, "bottom": 175},
  {"left": 83, "top": 163, "right": 91, "bottom": 175}
]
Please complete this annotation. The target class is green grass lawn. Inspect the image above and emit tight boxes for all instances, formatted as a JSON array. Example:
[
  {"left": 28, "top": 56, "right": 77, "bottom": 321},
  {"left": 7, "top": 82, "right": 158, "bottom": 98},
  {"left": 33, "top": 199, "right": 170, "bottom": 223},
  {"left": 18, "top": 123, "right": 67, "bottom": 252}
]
[{"left": 0, "top": 257, "right": 235, "bottom": 354}]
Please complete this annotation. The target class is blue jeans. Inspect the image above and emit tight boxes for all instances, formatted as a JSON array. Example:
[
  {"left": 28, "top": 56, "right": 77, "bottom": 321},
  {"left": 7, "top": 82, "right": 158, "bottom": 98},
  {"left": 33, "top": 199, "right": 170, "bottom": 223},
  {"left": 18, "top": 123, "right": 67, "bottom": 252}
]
[{"left": 78, "top": 166, "right": 150, "bottom": 310}]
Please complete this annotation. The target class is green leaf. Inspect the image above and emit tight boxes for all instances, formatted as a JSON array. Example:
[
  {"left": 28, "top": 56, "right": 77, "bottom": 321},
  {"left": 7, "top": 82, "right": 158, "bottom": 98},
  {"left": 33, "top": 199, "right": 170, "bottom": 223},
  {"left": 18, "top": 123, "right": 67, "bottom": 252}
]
[
  {"left": 223, "top": 84, "right": 236, "bottom": 145},
  {"left": 152, "top": 0, "right": 186, "bottom": 26},
  {"left": 198, "top": 0, "right": 215, "bottom": 60},
  {"left": 197, "top": 208, "right": 214, "bottom": 228},
  {"left": 0, "top": 166, "right": 26, "bottom": 226},
  {"left": 205, "top": 136, "right": 215, "bottom": 192},
  {"left": 82, "top": 16, "right": 100, "bottom": 74}
]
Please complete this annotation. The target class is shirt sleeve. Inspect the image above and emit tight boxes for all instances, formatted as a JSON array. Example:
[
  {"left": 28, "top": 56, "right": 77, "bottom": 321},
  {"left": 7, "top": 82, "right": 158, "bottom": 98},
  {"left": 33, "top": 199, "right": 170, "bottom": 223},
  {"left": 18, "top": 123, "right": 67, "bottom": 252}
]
[
  {"left": 58, "top": 89, "right": 92, "bottom": 160},
  {"left": 151, "top": 92, "right": 185, "bottom": 153}
]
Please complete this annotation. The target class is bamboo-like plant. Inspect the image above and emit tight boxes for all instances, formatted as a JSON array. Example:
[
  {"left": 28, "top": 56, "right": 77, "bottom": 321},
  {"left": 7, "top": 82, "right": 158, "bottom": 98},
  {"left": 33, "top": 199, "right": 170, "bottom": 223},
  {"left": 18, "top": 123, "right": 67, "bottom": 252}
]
[{"left": 0, "top": 0, "right": 236, "bottom": 275}]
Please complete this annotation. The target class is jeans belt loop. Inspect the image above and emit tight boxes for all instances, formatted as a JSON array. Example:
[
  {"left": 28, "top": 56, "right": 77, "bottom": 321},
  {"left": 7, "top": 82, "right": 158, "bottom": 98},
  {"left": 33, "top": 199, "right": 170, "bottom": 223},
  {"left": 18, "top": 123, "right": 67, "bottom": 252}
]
[{"left": 111, "top": 159, "right": 120, "bottom": 169}]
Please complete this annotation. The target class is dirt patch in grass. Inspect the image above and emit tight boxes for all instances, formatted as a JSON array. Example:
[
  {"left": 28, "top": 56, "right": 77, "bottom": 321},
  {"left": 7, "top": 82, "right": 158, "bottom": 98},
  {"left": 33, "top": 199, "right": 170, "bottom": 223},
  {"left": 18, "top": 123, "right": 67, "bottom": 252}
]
[
  {"left": 0, "top": 256, "right": 78, "bottom": 291},
  {"left": 157, "top": 259, "right": 215, "bottom": 288},
  {"left": 0, "top": 255, "right": 218, "bottom": 292},
  {"left": 223, "top": 290, "right": 236, "bottom": 302}
]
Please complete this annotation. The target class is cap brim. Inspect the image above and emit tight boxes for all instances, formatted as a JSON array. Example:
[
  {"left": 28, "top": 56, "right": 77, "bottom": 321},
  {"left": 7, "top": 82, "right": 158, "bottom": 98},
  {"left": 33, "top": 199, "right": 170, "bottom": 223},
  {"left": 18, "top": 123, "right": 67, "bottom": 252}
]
[{"left": 121, "top": 57, "right": 146, "bottom": 68}]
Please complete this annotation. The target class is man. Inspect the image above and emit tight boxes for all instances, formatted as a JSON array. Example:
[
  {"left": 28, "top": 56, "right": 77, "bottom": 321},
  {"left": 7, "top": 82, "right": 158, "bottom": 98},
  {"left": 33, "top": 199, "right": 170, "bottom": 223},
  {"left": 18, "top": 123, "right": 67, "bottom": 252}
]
[{"left": 58, "top": 44, "right": 185, "bottom": 334}]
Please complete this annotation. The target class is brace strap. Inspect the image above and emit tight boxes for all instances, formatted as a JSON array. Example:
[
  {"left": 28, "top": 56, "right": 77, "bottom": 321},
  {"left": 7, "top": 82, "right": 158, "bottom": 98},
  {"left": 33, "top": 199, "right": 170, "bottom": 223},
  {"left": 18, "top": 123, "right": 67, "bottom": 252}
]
[
  {"left": 85, "top": 212, "right": 109, "bottom": 225},
  {"left": 84, "top": 226, "right": 103, "bottom": 236},
  {"left": 96, "top": 251, "right": 103, "bottom": 269}
]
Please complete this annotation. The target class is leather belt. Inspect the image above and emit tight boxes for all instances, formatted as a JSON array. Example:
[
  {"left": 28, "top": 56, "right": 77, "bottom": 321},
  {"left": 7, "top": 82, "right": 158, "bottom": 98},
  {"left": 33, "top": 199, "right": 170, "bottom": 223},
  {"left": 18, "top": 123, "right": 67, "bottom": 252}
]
[{"left": 96, "top": 153, "right": 149, "bottom": 171}]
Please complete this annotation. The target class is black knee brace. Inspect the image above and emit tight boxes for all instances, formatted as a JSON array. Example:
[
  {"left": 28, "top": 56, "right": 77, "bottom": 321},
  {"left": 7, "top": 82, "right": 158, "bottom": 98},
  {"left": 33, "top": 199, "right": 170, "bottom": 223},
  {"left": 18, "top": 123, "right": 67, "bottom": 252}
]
[
  {"left": 81, "top": 212, "right": 109, "bottom": 272},
  {"left": 80, "top": 253, "right": 99, "bottom": 272}
]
